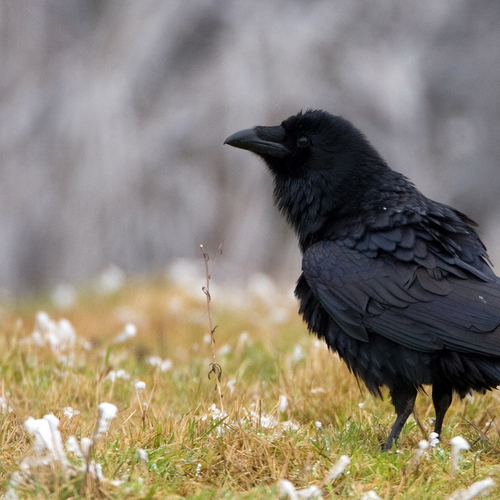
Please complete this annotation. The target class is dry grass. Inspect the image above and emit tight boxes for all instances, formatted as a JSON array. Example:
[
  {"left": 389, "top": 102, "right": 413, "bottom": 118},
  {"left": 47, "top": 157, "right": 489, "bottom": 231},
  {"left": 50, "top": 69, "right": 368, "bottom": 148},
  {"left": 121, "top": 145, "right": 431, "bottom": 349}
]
[{"left": 1, "top": 275, "right": 500, "bottom": 499}]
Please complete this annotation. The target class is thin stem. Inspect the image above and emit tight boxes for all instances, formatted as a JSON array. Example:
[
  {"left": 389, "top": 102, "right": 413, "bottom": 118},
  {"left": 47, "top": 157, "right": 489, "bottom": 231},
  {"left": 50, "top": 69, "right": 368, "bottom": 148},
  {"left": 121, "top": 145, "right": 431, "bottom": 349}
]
[{"left": 200, "top": 244, "right": 224, "bottom": 413}]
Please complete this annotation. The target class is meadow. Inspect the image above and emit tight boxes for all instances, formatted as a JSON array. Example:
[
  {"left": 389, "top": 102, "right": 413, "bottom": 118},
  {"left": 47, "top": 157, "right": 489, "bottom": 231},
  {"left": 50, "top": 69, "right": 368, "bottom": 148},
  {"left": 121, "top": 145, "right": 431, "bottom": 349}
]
[{"left": 1, "top": 263, "right": 500, "bottom": 499}]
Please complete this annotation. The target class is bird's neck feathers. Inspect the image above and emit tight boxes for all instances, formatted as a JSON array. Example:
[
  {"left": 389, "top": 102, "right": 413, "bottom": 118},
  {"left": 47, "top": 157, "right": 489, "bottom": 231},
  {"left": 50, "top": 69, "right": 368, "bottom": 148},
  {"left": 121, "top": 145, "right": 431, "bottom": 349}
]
[{"left": 272, "top": 161, "right": 411, "bottom": 251}]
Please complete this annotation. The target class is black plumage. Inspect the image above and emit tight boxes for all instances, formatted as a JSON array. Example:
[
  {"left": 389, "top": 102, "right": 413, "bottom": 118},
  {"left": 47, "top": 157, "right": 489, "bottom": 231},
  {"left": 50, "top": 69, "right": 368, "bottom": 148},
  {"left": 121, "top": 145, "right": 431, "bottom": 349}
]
[{"left": 224, "top": 109, "right": 500, "bottom": 450}]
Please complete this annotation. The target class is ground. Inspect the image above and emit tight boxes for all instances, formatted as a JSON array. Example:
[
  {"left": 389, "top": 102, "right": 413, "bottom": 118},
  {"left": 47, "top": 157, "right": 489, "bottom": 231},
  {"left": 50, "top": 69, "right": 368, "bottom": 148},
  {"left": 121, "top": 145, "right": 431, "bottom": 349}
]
[{"left": 1, "top": 272, "right": 499, "bottom": 499}]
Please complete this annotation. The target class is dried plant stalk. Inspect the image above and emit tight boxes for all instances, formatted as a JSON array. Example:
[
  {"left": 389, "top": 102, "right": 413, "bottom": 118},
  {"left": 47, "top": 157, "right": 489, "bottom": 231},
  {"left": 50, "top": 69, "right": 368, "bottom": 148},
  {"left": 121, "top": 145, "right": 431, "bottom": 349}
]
[{"left": 200, "top": 244, "right": 224, "bottom": 413}]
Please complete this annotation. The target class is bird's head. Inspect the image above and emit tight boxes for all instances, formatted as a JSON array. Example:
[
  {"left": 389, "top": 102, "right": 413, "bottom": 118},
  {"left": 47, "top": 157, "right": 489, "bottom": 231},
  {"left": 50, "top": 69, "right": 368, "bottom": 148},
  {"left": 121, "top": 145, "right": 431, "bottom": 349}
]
[
  {"left": 224, "top": 109, "right": 386, "bottom": 182},
  {"left": 224, "top": 109, "right": 396, "bottom": 247}
]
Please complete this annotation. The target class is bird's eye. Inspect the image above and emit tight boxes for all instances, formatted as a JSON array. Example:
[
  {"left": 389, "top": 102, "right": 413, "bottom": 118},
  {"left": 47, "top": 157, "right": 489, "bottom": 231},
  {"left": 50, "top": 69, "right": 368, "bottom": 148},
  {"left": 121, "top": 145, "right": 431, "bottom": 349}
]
[{"left": 297, "top": 136, "right": 310, "bottom": 148}]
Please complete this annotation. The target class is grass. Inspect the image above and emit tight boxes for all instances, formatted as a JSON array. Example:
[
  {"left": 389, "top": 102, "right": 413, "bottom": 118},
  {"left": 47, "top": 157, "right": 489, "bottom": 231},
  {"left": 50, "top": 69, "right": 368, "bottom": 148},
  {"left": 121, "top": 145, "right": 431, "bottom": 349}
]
[{"left": 1, "top": 273, "right": 500, "bottom": 499}]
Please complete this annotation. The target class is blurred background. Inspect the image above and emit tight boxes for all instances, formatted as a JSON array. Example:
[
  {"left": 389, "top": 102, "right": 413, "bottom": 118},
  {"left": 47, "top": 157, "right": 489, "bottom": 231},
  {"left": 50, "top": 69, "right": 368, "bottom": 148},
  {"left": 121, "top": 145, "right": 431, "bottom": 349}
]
[{"left": 2, "top": 0, "right": 500, "bottom": 298}]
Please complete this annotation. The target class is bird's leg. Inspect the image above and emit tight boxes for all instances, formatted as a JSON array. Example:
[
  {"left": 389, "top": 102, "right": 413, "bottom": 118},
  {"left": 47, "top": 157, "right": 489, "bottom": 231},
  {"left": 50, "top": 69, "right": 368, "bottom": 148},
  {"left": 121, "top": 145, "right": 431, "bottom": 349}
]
[
  {"left": 432, "top": 383, "right": 453, "bottom": 439},
  {"left": 383, "top": 385, "right": 417, "bottom": 451}
]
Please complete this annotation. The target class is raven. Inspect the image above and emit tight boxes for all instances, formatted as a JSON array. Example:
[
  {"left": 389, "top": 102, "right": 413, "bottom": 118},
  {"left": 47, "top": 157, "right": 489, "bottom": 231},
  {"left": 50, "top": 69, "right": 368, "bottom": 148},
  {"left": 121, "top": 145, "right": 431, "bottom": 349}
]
[{"left": 224, "top": 109, "right": 500, "bottom": 450}]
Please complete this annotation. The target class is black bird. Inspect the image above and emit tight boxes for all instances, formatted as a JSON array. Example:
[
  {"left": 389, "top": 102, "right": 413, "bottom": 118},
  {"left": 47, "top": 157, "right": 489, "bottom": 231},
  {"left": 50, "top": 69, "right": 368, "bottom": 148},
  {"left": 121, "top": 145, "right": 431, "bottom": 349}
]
[{"left": 224, "top": 109, "right": 500, "bottom": 450}]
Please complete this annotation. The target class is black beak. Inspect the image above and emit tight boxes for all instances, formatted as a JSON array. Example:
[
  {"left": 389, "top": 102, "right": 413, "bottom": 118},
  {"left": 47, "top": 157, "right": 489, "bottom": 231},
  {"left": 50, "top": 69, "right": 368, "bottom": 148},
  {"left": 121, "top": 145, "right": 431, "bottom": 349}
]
[{"left": 224, "top": 126, "right": 289, "bottom": 158}]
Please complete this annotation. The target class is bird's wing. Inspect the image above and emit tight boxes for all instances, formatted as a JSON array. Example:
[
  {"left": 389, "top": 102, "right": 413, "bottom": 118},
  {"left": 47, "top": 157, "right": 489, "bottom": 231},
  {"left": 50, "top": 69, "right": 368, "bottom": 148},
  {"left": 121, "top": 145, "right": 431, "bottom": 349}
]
[{"left": 302, "top": 240, "right": 500, "bottom": 355}]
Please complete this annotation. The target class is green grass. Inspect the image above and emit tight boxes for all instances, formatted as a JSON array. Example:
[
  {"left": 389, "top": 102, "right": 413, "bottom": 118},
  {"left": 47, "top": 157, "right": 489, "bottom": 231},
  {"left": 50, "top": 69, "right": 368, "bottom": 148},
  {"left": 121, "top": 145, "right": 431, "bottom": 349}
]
[{"left": 1, "top": 277, "right": 500, "bottom": 498}]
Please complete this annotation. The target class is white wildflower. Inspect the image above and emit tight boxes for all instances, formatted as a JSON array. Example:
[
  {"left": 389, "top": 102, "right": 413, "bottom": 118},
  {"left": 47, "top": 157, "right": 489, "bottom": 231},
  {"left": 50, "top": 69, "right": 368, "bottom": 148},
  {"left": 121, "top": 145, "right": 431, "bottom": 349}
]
[
  {"left": 325, "top": 455, "right": 350, "bottom": 482},
  {"left": 248, "top": 273, "right": 278, "bottom": 301},
  {"left": 271, "top": 307, "right": 289, "bottom": 324},
  {"left": 4, "top": 487, "right": 19, "bottom": 500},
  {"left": 259, "top": 413, "right": 279, "bottom": 429},
  {"left": 137, "top": 448, "right": 148, "bottom": 463},
  {"left": 450, "top": 436, "right": 470, "bottom": 473},
  {"left": 32, "top": 312, "right": 76, "bottom": 352},
  {"left": 51, "top": 284, "right": 76, "bottom": 309},
  {"left": 43, "top": 414, "right": 68, "bottom": 465},
  {"left": 135, "top": 381, "right": 146, "bottom": 392},
  {"left": 114, "top": 323, "right": 137, "bottom": 343},
  {"left": 279, "top": 479, "right": 298, "bottom": 500},
  {"left": 412, "top": 439, "right": 429, "bottom": 467},
  {"left": 292, "top": 345, "right": 305, "bottom": 362},
  {"left": 147, "top": 356, "right": 172, "bottom": 372},
  {"left": 226, "top": 379, "right": 236, "bottom": 395},
  {"left": 281, "top": 421, "right": 299, "bottom": 432},
  {"left": 279, "top": 395, "right": 289, "bottom": 413},
  {"left": 360, "top": 491, "right": 383, "bottom": 500},
  {"left": 24, "top": 417, "right": 56, "bottom": 457},
  {"left": 106, "top": 369, "right": 130, "bottom": 382},
  {"left": 201, "top": 403, "right": 226, "bottom": 421},
  {"left": 237, "top": 331, "right": 252, "bottom": 348},
  {"left": 94, "top": 402, "right": 118, "bottom": 439},
  {"left": 66, "top": 436, "right": 83, "bottom": 457},
  {"left": 296, "top": 485, "right": 322, "bottom": 499},
  {"left": 279, "top": 480, "right": 322, "bottom": 499},
  {"left": 310, "top": 387, "right": 325, "bottom": 394},
  {"left": 0, "top": 396, "right": 13, "bottom": 413},
  {"left": 96, "top": 265, "right": 125, "bottom": 294},
  {"left": 80, "top": 437, "right": 93, "bottom": 458},
  {"left": 62, "top": 407, "right": 80, "bottom": 419},
  {"left": 429, "top": 431, "right": 440, "bottom": 447},
  {"left": 448, "top": 477, "right": 494, "bottom": 500},
  {"left": 218, "top": 344, "right": 231, "bottom": 356},
  {"left": 315, "top": 421, "right": 323, "bottom": 429}
]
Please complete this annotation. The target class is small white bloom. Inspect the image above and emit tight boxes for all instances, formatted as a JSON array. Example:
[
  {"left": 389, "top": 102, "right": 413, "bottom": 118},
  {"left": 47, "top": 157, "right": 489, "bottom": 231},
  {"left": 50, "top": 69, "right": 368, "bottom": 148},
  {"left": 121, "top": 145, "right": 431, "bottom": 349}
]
[
  {"left": 248, "top": 273, "right": 278, "bottom": 301},
  {"left": 94, "top": 402, "right": 118, "bottom": 439},
  {"left": 137, "top": 448, "right": 148, "bottom": 463},
  {"left": 32, "top": 312, "right": 76, "bottom": 352},
  {"left": 51, "top": 284, "right": 76, "bottom": 309},
  {"left": 279, "top": 395, "right": 289, "bottom": 413},
  {"left": 279, "top": 479, "right": 298, "bottom": 500},
  {"left": 114, "top": 323, "right": 137, "bottom": 343},
  {"left": 325, "top": 455, "right": 350, "bottom": 482},
  {"left": 429, "top": 431, "right": 440, "bottom": 447},
  {"left": 116, "top": 369, "right": 130, "bottom": 379},
  {"left": 450, "top": 436, "right": 470, "bottom": 451},
  {"left": 0, "top": 396, "right": 13, "bottom": 413},
  {"left": 80, "top": 437, "right": 93, "bottom": 457},
  {"left": 418, "top": 440, "right": 430, "bottom": 450},
  {"left": 360, "top": 491, "right": 383, "bottom": 500},
  {"left": 226, "top": 379, "right": 236, "bottom": 395},
  {"left": 43, "top": 414, "right": 68, "bottom": 465},
  {"left": 147, "top": 356, "right": 172, "bottom": 371},
  {"left": 62, "top": 407, "right": 80, "bottom": 419},
  {"left": 218, "top": 344, "right": 232, "bottom": 356},
  {"left": 24, "top": 417, "right": 56, "bottom": 457},
  {"left": 135, "top": 381, "right": 146, "bottom": 391},
  {"left": 296, "top": 485, "right": 322, "bottom": 499},
  {"left": 97, "top": 265, "right": 125, "bottom": 294},
  {"left": 271, "top": 307, "right": 289, "bottom": 324},
  {"left": 106, "top": 369, "right": 130, "bottom": 382},
  {"left": 448, "top": 477, "right": 494, "bottom": 500},
  {"left": 66, "top": 435, "right": 83, "bottom": 457},
  {"left": 281, "top": 421, "right": 299, "bottom": 431},
  {"left": 292, "top": 345, "right": 305, "bottom": 362},
  {"left": 4, "top": 487, "right": 19, "bottom": 499},
  {"left": 35, "top": 311, "right": 52, "bottom": 330},
  {"left": 237, "top": 331, "right": 252, "bottom": 347},
  {"left": 315, "top": 421, "right": 323, "bottom": 429},
  {"left": 450, "top": 436, "right": 470, "bottom": 473},
  {"left": 310, "top": 387, "right": 325, "bottom": 394},
  {"left": 411, "top": 439, "right": 430, "bottom": 467}
]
